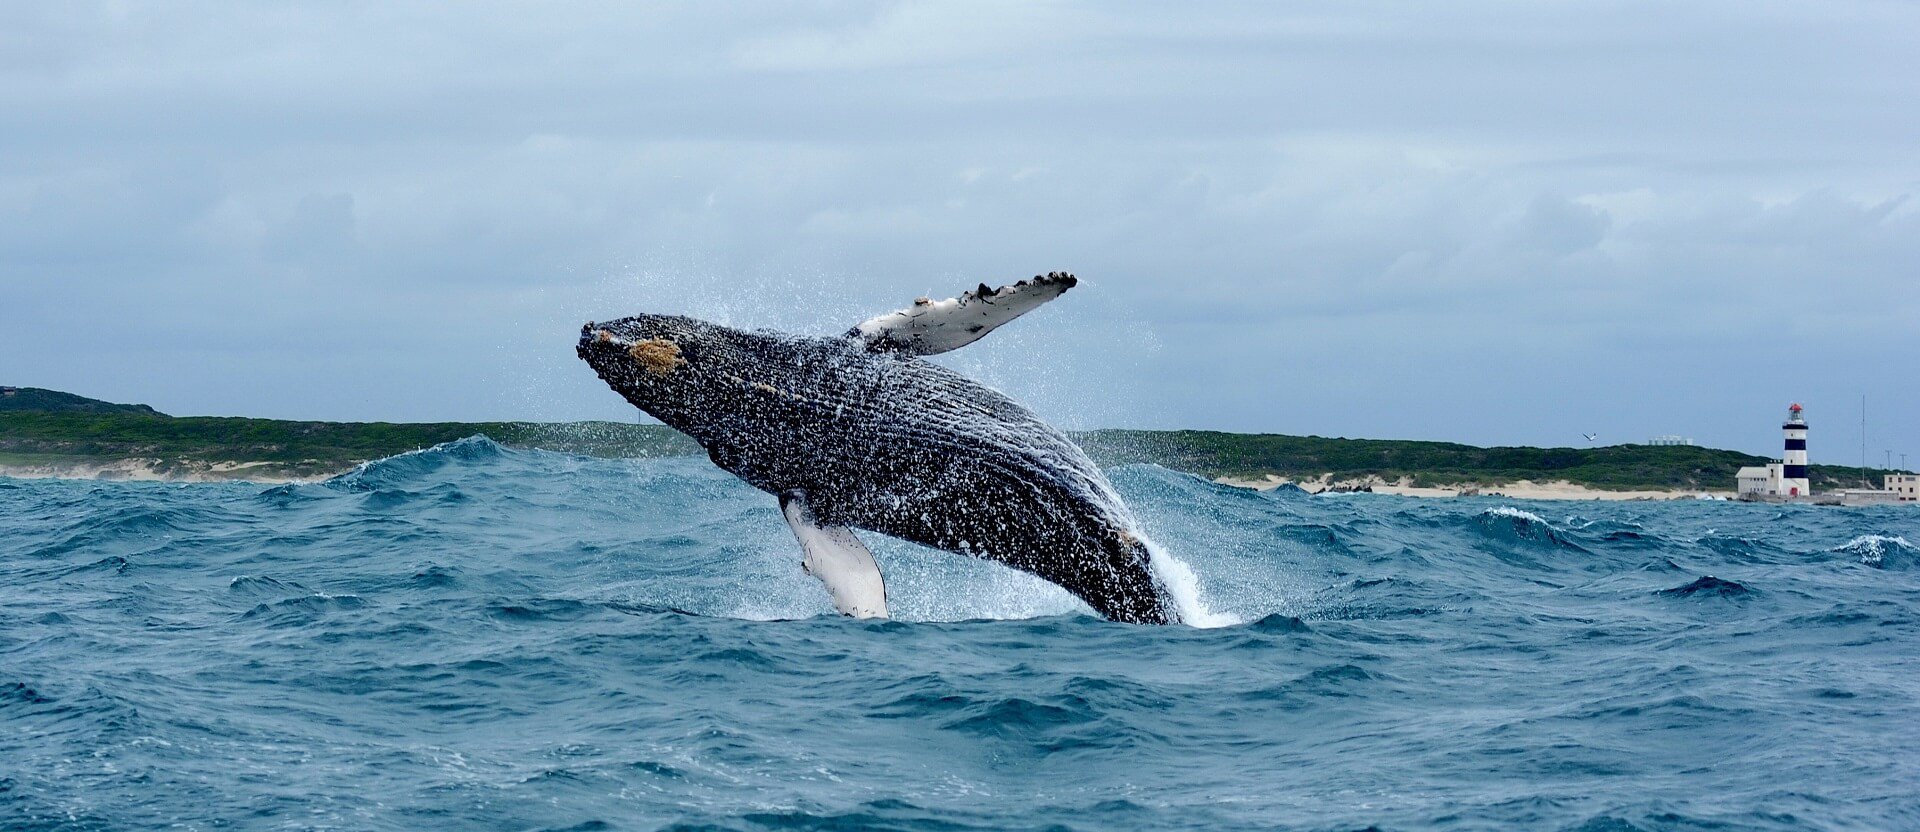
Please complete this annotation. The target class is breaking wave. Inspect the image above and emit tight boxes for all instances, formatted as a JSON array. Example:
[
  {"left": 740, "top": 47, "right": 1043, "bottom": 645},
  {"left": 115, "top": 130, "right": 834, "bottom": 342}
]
[{"left": 1832, "top": 533, "right": 1918, "bottom": 569}]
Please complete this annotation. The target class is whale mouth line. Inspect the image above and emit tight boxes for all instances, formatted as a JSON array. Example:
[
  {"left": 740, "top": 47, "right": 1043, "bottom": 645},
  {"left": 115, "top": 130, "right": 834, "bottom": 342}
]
[{"left": 581, "top": 324, "right": 632, "bottom": 346}]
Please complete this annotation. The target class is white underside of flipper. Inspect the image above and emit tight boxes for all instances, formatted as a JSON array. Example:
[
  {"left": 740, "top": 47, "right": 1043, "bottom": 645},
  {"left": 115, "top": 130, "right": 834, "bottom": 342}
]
[
  {"left": 781, "top": 493, "right": 889, "bottom": 619},
  {"left": 848, "top": 272, "right": 1077, "bottom": 355}
]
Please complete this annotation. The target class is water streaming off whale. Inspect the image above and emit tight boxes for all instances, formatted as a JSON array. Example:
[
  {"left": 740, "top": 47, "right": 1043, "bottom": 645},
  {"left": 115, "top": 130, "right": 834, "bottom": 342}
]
[{"left": 3, "top": 439, "right": 1918, "bottom": 830}]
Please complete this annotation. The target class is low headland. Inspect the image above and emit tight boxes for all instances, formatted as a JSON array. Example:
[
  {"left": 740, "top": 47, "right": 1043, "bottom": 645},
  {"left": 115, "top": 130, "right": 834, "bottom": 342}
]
[{"left": 1, "top": 387, "right": 1899, "bottom": 500}]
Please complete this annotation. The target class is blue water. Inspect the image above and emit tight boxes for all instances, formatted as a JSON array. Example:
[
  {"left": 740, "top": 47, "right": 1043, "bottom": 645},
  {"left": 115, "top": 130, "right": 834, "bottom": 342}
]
[{"left": 4, "top": 437, "right": 1918, "bottom": 831}]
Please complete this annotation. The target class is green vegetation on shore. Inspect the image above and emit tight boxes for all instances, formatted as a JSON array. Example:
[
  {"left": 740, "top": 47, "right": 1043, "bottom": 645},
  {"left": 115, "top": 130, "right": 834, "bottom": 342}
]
[
  {"left": 0, "top": 387, "right": 164, "bottom": 416},
  {"left": 1075, "top": 430, "right": 1883, "bottom": 491},
  {"left": 0, "top": 387, "right": 1900, "bottom": 490},
  {"left": 0, "top": 411, "right": 696, "bottom": 479}
]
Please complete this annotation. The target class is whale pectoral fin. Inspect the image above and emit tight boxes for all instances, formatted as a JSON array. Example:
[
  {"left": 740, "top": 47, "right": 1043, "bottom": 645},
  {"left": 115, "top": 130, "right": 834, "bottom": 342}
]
[
  {"left": 780, "top": 492, "right": 889, "bottom": 619},
  {"left": 846, "top": 272, "right": 1078, "bottom": 355}
]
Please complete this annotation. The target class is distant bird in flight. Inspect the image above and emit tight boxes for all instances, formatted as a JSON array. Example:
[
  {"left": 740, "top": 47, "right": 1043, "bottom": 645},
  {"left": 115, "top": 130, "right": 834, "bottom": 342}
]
[{"left": 1582, "top": 433, "right": 1599, "bottom": 443}]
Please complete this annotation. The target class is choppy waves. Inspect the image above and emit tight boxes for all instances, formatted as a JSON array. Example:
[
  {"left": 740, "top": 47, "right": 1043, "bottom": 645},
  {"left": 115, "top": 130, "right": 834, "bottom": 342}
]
[{"left": 3, "top": 438, "right": 1919, "bottom": 830}]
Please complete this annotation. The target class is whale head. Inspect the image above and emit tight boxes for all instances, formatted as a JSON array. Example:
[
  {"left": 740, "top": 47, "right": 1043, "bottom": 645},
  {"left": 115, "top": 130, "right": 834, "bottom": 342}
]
[{"left": 576, "top": 314, "right": 734, "bottom": 428}]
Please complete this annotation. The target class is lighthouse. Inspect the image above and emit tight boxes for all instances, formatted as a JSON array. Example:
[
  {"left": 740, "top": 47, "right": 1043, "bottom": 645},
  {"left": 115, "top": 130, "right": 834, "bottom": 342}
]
[
  {"left": 1781, "top": 403, "right": 1809, "bottom": 496},
  {"left": 1736, "top": 402, "right": 1815, "bottom": 499}
]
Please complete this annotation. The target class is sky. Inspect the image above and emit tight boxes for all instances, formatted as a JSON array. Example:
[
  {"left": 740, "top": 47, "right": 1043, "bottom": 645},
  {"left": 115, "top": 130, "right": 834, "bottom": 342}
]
[{"left": 3, "top": 1, "right": 1916, "bottom": 462}]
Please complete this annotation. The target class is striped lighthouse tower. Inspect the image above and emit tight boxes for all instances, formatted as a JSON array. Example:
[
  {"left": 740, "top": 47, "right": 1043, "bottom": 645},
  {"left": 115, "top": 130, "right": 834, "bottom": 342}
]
[{"left": 1782, "top": 403, "right": 1810, "bottom": 497}]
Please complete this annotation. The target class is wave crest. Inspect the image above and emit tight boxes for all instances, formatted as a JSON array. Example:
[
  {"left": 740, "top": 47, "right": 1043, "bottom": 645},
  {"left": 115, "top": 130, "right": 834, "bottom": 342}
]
[
  {"left": 1470, "top": 505, "right": 1583, "bottom": 550},
  {"left": 326, "top": 435, "right": 508, "bottom": 492},
  {"left": 1831, "top": 534, "right": 1917, "bottom": 569}
]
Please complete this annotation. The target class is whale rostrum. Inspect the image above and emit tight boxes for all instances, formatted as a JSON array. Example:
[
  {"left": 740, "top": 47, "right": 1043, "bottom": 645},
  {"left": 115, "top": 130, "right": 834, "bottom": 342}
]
[{"left": 577, "top": 273, "right": 1179, "bottom": 624}]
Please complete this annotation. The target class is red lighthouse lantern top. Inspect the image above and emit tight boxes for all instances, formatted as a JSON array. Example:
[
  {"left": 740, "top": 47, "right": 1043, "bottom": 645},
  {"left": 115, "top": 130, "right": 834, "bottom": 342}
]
[{"left": 1786, "top": 402, "right": 1806, "bottom": 425}]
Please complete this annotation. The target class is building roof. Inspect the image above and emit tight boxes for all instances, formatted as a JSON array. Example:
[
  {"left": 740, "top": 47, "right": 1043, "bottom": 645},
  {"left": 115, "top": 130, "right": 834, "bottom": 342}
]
[{"left": 1735, "top": 467, "right": 1772, "bottom": 478}]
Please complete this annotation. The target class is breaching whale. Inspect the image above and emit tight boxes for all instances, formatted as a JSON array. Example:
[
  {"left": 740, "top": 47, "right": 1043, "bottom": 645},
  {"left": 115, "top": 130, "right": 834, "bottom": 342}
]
[{"left": 576, "top": 273, "right": 1179, "bottom": 624}]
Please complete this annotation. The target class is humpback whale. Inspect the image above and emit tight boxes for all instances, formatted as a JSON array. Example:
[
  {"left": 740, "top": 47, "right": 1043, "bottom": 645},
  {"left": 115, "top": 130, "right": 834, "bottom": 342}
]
[{"left": 577, "top": 273, "right": 1179, "bottom": 624}]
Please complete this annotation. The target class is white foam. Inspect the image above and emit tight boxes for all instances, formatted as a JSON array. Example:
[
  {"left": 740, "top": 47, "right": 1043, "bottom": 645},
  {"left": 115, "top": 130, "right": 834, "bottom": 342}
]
[
  {"left": 1142, "top": 534, "right": 1241, "bottom": 628},
  {"left": 1483, "top": 505, "right": 1548, "bottom": 524},
  {"left": 1831, "top": 534, "right": 1915, "bottom": 567}
]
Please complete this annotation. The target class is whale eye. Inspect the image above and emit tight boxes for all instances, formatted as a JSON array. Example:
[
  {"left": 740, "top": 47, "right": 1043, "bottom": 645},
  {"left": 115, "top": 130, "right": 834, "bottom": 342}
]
[{"left": 629, "top": 338, "right": 687, "bottom": 376}]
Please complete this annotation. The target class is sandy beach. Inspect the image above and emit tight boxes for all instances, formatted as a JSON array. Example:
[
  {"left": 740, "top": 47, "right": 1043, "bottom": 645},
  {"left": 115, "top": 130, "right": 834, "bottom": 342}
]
[
  {"left": 1213, "top": 474, "right": 1724, "bottom": 501},
  {"left": 0, "top": 459, "right": 333, "bottom": 485}
]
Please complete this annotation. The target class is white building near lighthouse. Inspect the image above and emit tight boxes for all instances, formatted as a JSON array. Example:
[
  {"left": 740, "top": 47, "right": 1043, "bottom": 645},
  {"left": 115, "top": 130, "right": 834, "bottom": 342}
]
[
  {"left": 1735, "top": 465, "right": 1774, "bottom": 495},
  {"left": 1735, "top": 403, "right": 1811, "bottom": 499},
  {"left": 1886, "top": 474, "right": 1919, "bottom": 502}
]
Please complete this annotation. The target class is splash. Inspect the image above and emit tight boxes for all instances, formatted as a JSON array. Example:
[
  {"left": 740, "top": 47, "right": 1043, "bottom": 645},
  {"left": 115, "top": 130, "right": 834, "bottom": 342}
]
[{"left": 1142, "top": 535, "right": 1241, "bottom": 628}]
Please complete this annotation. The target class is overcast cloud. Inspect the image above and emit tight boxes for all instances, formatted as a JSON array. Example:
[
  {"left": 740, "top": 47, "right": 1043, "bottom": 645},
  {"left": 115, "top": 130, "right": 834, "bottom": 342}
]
[{"left": 2, "top": 1, "right": 1915, "bottom": 460}]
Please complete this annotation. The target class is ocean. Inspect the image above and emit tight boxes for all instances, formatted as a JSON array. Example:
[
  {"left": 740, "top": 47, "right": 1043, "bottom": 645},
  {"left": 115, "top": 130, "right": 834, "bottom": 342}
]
[{"left": 3, "top": 437, "right": 1917, "bottom": 831}]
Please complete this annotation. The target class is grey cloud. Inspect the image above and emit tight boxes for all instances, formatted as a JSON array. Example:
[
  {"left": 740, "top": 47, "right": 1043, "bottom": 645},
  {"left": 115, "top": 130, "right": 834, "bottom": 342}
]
[{"left": 1, "top": 1, "right": 1914, "bottom": 459}]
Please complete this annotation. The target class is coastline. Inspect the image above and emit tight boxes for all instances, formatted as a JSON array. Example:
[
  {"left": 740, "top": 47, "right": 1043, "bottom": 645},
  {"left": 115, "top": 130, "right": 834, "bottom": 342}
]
[
  {"left": 15, "top": 397, "right": 1894, "bottom": 498},
  {"left": 1213, "top": 474, "right": 1727, "bottom": 502},
  {"left": 0, "top": 459, "right": 342, "bottom": 485},
  {"left": 2, "top": 457, "right": 1725, "bottom": 501}
]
